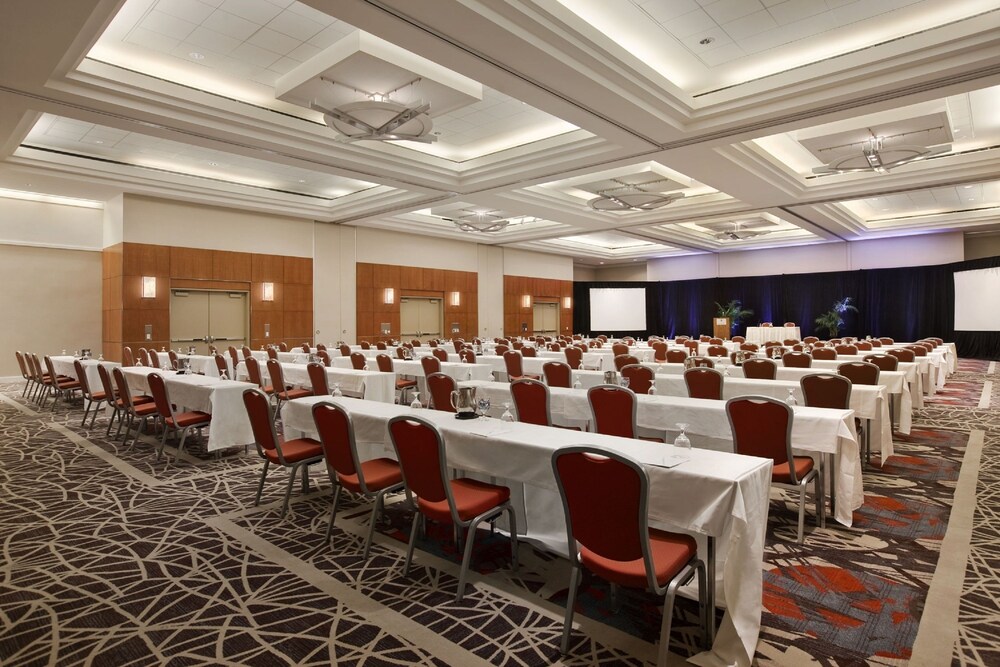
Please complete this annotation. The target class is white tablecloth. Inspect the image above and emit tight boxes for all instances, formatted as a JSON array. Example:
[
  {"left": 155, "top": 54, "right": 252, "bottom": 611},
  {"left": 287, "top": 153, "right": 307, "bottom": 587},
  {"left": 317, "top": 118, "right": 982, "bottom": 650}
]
[
  {"left": 240, "top": 362, "right": 395, "bottom": 403},
  {"left": 49, "top": 356, "right": 119, "bottom": 392},
  {"left": 121, "top": 367, "right": 254, "bottom": 450},
  {"left": 745, "top": 326, "right": 800, "bottom": 345},
  {"left": 281, "top": 395, "right": 772, "bottom": 667}
]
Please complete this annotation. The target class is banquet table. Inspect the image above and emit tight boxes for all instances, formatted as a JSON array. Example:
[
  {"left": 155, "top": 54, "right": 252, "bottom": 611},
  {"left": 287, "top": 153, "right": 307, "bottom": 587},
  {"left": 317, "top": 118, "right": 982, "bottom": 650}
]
[
  {"left": 390, "top": 359, "right": 494, "bottom": 397},
  {"left": 176, "top": 353, "right": 235, "bottom": 378},
  {"left": 744, "top": 326, "right": 800, "bottom": 345},
  {"left": 238, "top": 362, "right": 395, "bottom": 403},
  {"left": 120, "top": 367, "right": 254, "bottom": 450},
  {"left": 281, "top": 395, "right": 773, "bottom": 667},
  {"left": 49, "top": 356, "right": 119, "bottom": 391}
]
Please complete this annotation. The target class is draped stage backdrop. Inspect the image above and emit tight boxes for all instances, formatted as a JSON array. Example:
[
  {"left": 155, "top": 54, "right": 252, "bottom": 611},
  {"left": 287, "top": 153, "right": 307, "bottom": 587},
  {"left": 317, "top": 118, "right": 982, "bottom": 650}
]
[{"left": 573, "top": 255, "right": 1000, "bottom": 359}]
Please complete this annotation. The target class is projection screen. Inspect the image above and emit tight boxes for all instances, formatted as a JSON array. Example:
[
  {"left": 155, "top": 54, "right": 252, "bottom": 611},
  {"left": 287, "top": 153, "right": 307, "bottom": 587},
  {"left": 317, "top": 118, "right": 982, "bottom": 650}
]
[
  {"left": 954, "top": 267, "right": 1000, "bottom": 331},
  {"left": 589, "top": 287, "right": 647, "bottom": 331}
]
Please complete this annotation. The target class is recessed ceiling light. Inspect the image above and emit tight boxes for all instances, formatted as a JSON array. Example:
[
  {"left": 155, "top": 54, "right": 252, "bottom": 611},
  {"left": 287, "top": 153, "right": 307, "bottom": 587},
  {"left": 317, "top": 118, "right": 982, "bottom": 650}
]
[
  {"left": 298, "top": 179, "right": 305, "bottom": 183},
  {"left": 699, "top": 37, "right": 714, "bottom": 45},
  {"left": 208, "top": 162, "right": 218, "bottom": 166},
  {"left": 189, "top": 52, "right": 205, "bottom": 60},
  {"left": 963, "top": 185, "right": 974, "bottom": 188},
  {"left": 599, "top": 261, "right": 605, "bottom": 264},
  {"left": 94, "top": 140, "right": 103, "bottom": 144}
]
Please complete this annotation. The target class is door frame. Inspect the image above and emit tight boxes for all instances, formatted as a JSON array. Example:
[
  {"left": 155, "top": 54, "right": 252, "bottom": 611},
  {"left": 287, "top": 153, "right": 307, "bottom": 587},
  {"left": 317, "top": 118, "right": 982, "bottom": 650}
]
[
  {"left": 400, "top": 293, "right": 444, "bottom": 339},
  {"left": 169, "top": 286, "right": 251, "bottom": 349}
]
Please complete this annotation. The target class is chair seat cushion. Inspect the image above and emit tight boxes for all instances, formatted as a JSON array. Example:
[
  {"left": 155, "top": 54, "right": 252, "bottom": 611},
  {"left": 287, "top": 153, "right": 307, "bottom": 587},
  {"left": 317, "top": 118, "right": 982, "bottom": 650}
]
[
  {"left": 91, "top": 391, "right": 107, "bottom": 401},
  {"left": 511, "top": 374, "right": 542, "bottom": 382},
  {"left": 419, "top": 478, "right": 511, "bottom": 522},
  {"left": 396, "top": 379, "right": 418, "bottom": 389},
  {"left": 773, "top": 456, "right": 815, "bottom": 484},
  {"left": 580, "top": 528, "right": 697, "bottom": 589},
  {"left": 57, "top": 380, "right": 81, "bottom": 389},
  {"left": 167, "top": 411, "right": 211, "bottom": 428},
  {"left": 133, "top": 402, "right": 159, "bottom": 416},
  {"left": 279, "top": 387, "right": 312, "bottom": 400},
  {"left": 267, "top": 437, "right": 323, "bottom": 464},
  {"left": 338, "top": 457, "right": 403, "bottom": 493}
]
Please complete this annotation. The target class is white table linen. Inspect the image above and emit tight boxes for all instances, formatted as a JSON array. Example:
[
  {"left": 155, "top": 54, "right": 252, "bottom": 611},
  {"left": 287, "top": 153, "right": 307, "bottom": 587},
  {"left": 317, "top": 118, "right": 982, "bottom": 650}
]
[
  {"left": 240, "top": 362, "right": 395, "bottom": 403},
  {"left": 281, "top": 395, "right": 773, "bottom": 667},
  {"left": 49, "top": 356, "right": 118, "bottom": 391},
  {"left": 745, "top": 326, "right": 800, "bottom": 345}
]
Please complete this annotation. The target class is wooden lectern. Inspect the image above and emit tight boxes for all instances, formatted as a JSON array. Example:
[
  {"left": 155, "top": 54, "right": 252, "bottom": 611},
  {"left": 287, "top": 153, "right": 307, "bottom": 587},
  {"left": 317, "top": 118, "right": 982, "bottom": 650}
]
[{"left": 713, "top": 317, "right": 731, "bottom": 340}]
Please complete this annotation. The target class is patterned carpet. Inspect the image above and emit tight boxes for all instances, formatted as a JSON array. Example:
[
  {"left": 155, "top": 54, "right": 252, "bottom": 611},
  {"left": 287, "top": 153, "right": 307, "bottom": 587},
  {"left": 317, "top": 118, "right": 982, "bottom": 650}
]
[{"left": 0, "top": 359, "right": 997, "bottom": 666}]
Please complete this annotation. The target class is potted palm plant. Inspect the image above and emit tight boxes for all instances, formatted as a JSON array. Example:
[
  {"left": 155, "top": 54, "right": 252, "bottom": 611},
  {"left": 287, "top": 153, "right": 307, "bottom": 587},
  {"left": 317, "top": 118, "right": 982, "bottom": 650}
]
[
  {"left": 715, "top": 300, "right": 754, "bottom": 333},
  {"left": 815, "top": 297, "right": 858, "bottom": 337}
]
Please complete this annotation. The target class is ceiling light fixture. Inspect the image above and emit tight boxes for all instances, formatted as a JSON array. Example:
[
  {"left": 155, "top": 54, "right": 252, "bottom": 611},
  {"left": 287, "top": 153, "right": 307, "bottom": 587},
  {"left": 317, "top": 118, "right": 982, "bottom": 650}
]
[
  {"left": 813, "top": 134, "right": 950, "bottom": 176},
  {"left": 311, "top": 77, "right": 436, "bottom": 144},
  {"left": 447, "top": 210, "right": 510, "bottom": 233},
  {"left": 587, "top": 177, "right": 685, "bottom": 211},
  {"left": 713, "top": 221, "right": 770, "bottom": 241}
]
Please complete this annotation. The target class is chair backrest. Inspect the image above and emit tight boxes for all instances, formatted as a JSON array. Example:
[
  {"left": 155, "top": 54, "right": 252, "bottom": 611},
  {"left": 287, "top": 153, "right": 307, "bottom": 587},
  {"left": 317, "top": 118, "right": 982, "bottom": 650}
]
[
  {"left": 764, "top": 340, "right": 782, "bottom": 348},
  {"left": 742, "top": 358, "right": 777, "bottom": 380},
  {"left": 71, "top": 359, "right": 92, "bottom": 396},
  {"left": 869, "top": 339, "right": 882, "bottom": 348},
  {"left": 564, "top": 346, "right": 582, "bottom": 369},
  {"left": 123, "top": 346, "right": 135, "bottom": 366},
  {"left": 855, "top": 341, "right": 872, "bottom": 351},
  {"left": 317, "top": 343, "right": 327, "bottom": 352},
  {"left": 350, "top": 352, "right": 367, "bottom": 370},
  {"left": 136, "top": 348, "right": 150, "bottom": 367},
  {"left": 412, "top": 339, "right": 422, "bottom": 347},
  {"left": 907, "top": 344, "right": 928, "bottom": 357},
  {"left": 376, "top": 341, "right": 387, "bottom": 350},
  {"left": 503, "top": 350, "right": 525, "bottom": 377},
  {"left": 800, "top": 373, "right": 852, "bottom": 410},
  {"left": 375, "top": 353, "right": 394, "bottom": 372},
  {"left": 863, "top": 354, "right": 898, "bottom": 372},
  {"left": 588, "top": 385, "right": 637, "bottom": 439},
  {"left": 652, "top": 341, "right": 668, "bottom": 362},
  {"left": 709, "top": 337, "right": 723, "bottom": 345},
  {"left": 420, "top": 355, "right": 441, "bottom": 375},
  {"left": 495, "top": 344, "right": 510, "bottom": 356},
  {"left": 690, "top": 356, "right": 715, "bottom": 368},
  {"left": 542, "top": 361, "right": 572, "bottom": 388},
  {"left": 388, "top": 415, "right": 452, "bottom": 511},
  {"left": 612, "top": 343, "right": 629, "bottom": 357},
  {"left": 279, "top": 342, "right": 289, "bottom": 352},
  {"left": 684, "top": 340, "right": 700, "bottom": 356},
  {"left": 360, "top": 341, "right": 371, "bottom": 350},
  {"left": 552, "top": 447, "right": 651, "bottom": 577},
  {"left": 267, "top": 347, "right": 278, "bottom": 360},
  {"left": 739, "top": 343, "right": 759, "bottom": 352},
  {"left": 426, "top": 372, "right": 456, "bottom": 412},
  {"left": 312, "top": 401, "right": 372, "bottom": 490},
  {"left": 621, "top": 364, "right": 654, "bottom": 394},
  {"left": 228, "top": 346, "right": 239, "bottom": 368},
  {"left": 511, "top": 378, "right": 552, "bottom": 426},
  {"left": 521, "top": 346, "right": 537, "bottom": 358},
  {"left": 782, "top": 351, "right": 812, "bottom": 368},
  {"left": 214, "top": 354, "right": 228, "bottom": 377},
  {"left": 761, "top": 322, "right": 773, "bottom": 327},
  {"left": 666, "top": 349, "right": 687, "bottom": 363},
  {"left": 433, "top": 348, "right": 449, "bottom": 362},
  {"left": 699, "top": 335, "right": 711, "bottom": 342},
  {"left": 339, "top": 344, "right": 351, "bottom": 357},
  {"left": 812, "top": 347, "right": 837, "bottom": 360},
  {"left": 266, "top": 358, "right": 287, "bottom": 391},
  {"left": 783, "top": 322, "right": 795, "bottom": 327},
  {"left": 146, "top": 372, "right": 174, "bottom": 421},
  {"left": 878, "top": 337, "right": 894, "bottom": 344},
  {"left": 318, "top": 350, "right": 332, "bottom": 367},
  {"left": 782, "top": 339, "right": 798, "bottom": 346},
  {"left": 730, "top": 336, "right": 744, "bottom": 343},
  {"left": 834, "top": 344, "right": 858, "bottom": 355},
  {"left": 149, "top": 349, "right": 162, "bottom": 369},
  {"left": 242, "top": 388, "right": 287, "bottom": 462},
  {"left": 460, "top": 348, "right": 476, "bottom": 364},
  {"left": 838, "top": 361, "right": 880, "bottom": 386},
  {"left": 802, "top": 336, "right": 818, "bottom": 345},
  {"left": 244, "top": 356, "right": 265, "bottom": 388},
  {"left": 887, "top": 348, "right": 915, "bottom": 363},
  {"left": 169, "top": 350, "right": 180, "bottom": 370},
  {"left": 395, "top": 346, "right": 406, "bottom": 359},
  {"left": 111, "top": 367, "right": 136, "bottom": 411},
  {"left": 613, "top": 354, "right": 639, "bottom": 371},
  {"left": 307, "top": 362, "right": 330, "bottom": 395},
  {"left": 706, "top": 345, "right": 728, "bottom": 357},
  {"left": 97, "top": 363, "right": 117, "bottom": 403},
  {"left": 684, "top": 367, "right": 723, "bottom": 400},
  {"left": 726, "top": 396, "right": 798, "bottom": 479}
]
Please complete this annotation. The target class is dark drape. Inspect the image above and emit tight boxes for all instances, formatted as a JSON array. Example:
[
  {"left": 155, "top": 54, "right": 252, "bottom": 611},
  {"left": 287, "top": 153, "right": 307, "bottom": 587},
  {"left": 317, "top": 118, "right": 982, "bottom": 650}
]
[{"left": 572, "top": 256, "right": 1000, "bottom": 359}]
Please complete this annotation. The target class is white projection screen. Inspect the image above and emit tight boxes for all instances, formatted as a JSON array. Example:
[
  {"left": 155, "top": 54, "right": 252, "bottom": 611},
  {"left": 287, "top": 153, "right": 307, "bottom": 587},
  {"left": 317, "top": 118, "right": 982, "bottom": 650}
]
[
  {"left": 589, "top": 287, "right": 647, "bottom": 331},
  {"left": 954, "top": 267, "right": 1000, "bottom": 331}
]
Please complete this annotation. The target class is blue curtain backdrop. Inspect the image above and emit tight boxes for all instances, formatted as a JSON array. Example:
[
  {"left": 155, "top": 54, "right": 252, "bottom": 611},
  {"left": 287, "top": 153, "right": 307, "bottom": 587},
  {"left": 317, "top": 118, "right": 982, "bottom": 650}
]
[{"left": 573, "top": 255, "right": 1000, "bottom": 359}]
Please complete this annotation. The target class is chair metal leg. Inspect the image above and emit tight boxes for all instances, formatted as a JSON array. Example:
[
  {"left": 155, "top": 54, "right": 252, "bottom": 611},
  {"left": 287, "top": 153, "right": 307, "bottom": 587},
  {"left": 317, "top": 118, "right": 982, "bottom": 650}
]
[
  {"left": 280, "top": 464, "right": 299, "bottom": 518},
  {"left": 89, "top": 401, "right": 102, "bottom": 429},
  {"left": 81, "top": 399, "right": 92, "bottom": 427},
  {"left": 403, "top": 510, "right": 421, "bottom": 577},
  {"left": 797, "top": 480, "right": 807, "bottom": 544},
  {"left": 610, "top": 583, "right": 621, "bottom": 612},
  {"left": 176, "top": 427, "right": 190, "bottom": 457},
  {"left": 254, "top": 460, "right": 270, "bottom": 506},
  {"left": 696, "top": 560, "right": 709, "bottom": 649},
  {"left": 657, "top": 573, "right": 688, "bottom": 667},
  {"left": 815, "top": 472, "right": 825, "bottom": 529},
  {"left": 362, "top": 489, "right": 384, "bottom": 560},
  {"left": 455, "top": 517, "right": 483, "bottom": 602},
  {"left": 560, "top": 564, "right": 581, "bottom": 654},
  {"left": 507, "top": 506, "right": 519, "bottom": 572},
  {"left": 324, "top": 484, "right": 342, "bottom": 545}
]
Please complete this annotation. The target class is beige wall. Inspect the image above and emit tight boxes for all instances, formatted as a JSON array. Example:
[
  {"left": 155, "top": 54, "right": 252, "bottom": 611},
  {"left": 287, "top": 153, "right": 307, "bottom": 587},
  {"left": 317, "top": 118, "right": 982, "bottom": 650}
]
[
  {"left": 0, "top": 197, "right": 103, "bottom": 250},
  {"left": 591, "top": 263, "right": 648, "bottom": 282},
  {"left": 0, "top": 244, "right": 102, "bottom": 376},
  {"left": 573, "top": 265, "right": 598, "bottom": 281},
  {"left": 965, "top": 232, "right": 1000, "bottom": 260},
  {"left": 503, "top": 247, "right": 574, "bottom": 280}
]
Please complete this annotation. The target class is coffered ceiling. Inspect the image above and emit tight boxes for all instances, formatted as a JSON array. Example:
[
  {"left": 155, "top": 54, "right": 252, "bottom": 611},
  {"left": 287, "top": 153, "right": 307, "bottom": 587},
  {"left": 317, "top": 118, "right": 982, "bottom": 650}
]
[{"left": 1, "top": 0, "right": 999, "bottom": 265}]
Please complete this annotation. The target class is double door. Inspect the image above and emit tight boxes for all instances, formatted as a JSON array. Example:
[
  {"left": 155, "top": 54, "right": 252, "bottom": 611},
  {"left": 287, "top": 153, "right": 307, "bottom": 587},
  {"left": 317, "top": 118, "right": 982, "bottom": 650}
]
[
  {"left": 400, "top": 297, "right": 442, "bottom": 339},
  {"left": 533, "top": 301, "right": 559, "bottom": 336},
  {"left": 170, "top": 290, "right": 248, "bottom": 355}
]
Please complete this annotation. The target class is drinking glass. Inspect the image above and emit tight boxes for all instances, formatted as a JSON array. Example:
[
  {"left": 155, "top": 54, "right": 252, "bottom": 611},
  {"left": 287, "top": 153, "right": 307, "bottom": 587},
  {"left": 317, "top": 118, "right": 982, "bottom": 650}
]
[
  {"left": 572, "top": 377, "right": 582, "bottom": 390},
  {"left": 477, "top": 396, "right": 491, "bottom": 417},
  {"left": 410, "top": 392, "right": 422, "bottom": 409},
  {"left": 333, "top": 383, "right": 343, "bottom": 397},
  {"left": 785, "top": 389, "right": 798, "bottom": 406},
  {"left": 500, "top": 400, "right": 515, "bottom": 422},
  {"left": 674, "top": 423, "right": 691, "bottom": 453},
  {"left": 619, "top": 376, "right": 630, "bottom": 389}
]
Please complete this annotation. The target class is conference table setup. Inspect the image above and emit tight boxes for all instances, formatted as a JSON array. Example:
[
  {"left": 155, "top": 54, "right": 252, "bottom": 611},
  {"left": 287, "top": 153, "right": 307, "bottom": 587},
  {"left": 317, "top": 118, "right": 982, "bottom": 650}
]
[
  {"left": 279, "top": 394, "right": 774, "bottom": 667},
  {"left": 48, "top": 355, "right": 118, "bottom": 390},
  {"left": 235, "top": 361, "right": 397, "bottom": 403}
]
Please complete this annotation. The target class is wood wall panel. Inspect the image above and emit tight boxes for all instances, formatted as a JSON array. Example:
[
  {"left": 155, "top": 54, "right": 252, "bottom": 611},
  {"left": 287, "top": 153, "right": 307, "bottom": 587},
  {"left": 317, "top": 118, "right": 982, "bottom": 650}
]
[
  {"left": 169, "top": 247, "right": 213, "bottom": 279},
  {"left": 284, "top": 311, "right": 313, "bottom": 339},
  {"left": 123, "top": 243, "right": 169, "bottom": 277},
  {"left": 284, "top": 256, "right": 312, "bottom": 284},
  {"left": 212, "top": 250, "right": 251, "bottom": 282},
  {"left": 252, "top": 254, "right": 284, "bottom": 282},
  {"left": 503, "top": 275, "right": 574, "bottom": 337},
  {"left": 251, "top": 311, "right": 283, "bottom": 342},
  {"left": 283, "top": 283, "right": 312, "bottom": 312}
]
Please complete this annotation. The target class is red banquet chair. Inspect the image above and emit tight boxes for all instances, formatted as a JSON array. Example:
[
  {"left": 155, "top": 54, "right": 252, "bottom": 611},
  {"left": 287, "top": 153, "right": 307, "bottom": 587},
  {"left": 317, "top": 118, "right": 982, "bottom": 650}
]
[
  {"left": 243, "top": 387, "right": 323, "bottom": 518},
  {"left": 552, "top": 446, "right": 708, "bottom": 666},
  {"left": 350, "top": 352, "right": 368, "bottom": 370},
  {"left": 147, "top": 372, "right": 211, "bottom": 461},
  {"left": 388, "top": 414, "right": 518, "bottom": 602},
  {"left": 312, "top": 401, "right": 404, "bottom": 559},
  {"left": 742, "top": 358, "right": 777, "bottom": 380},
  {"left": 726, "top": 396, "right": 823, "bottom": 543},
  {"left": 267, "top": 358, "right": 313, "bottom": 415},
  {"left": 564, "top": 346, "right": 583, "bottom": 370},
  {"left": 621, "top": 364, "right": 655, "bottom": 394},
  {"left": 614, "top": 354, "right": 639, "bottom": 371},
  {"left": 504, "top": 350, "right": 540, "bottom": 381},
  {"left": 812, "top": 347, "right": 837, "bottom": 360},
  {"left": 588, "top": 385, "right": 663, "bottom": 442},
  {"left": 307, "top": 361, "right": 330, "bottom": 396},
  {"left": 426, "top": 372, "right": 456, "bottom": 412},
  {"left": 420, "top": 355, "right": 441, "bottom": 376},
  {"left": 376, "top": 353, "right": 418, "bottom": 403},
  {"left": 511, "top": 378, "right": 573, "bottom": 429},
  {"left": 666, "top": 349, "right": 687, "bottom": 363},
  {"left": 684, "top": 367, "right": 723, "bottom": 400},
  {"left": 782, "top": 351, "right": 812, "bottom": 368},
  {"left": 542, "top": 361, "right": 573, "bottom": 388}
]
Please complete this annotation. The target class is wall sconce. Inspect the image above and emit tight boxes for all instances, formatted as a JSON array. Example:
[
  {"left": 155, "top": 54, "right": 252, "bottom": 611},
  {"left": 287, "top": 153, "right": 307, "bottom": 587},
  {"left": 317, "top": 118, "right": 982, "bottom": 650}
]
[
  {"left": 141, "top": 276, "right": 156, "bottom": 298},
  {"left": 521, "top": 294, "right": 532, "bottom": 308},
  {"left": 563, "top": 296, "right": 572, "bottom": 309},
  {"left": 262, "top": 282, "right": 274, "bottom": 302},
  {"left": 383, "top": 287, "right": 395, "bottom": 305},
  {"left": 449, "top": 291, "right": 461, "bottom": 307}
]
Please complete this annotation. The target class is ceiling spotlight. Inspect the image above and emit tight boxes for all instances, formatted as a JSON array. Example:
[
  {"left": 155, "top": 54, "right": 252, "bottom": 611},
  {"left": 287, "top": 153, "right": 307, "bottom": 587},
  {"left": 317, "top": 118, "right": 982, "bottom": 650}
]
[
  {"left": 813, "top": 135, "right": 950, "bottom": 175},
  {"left": 311, "top": 77, "right": 436, "bottom": 144},
  {"left": 189, "top": 52, "right": 205, "bottom": 60},
  {"left": 587, "top": 177, "right": 685, "bottom": 212},
  {"left": 713, "top": 221, "right": 769, "bottom": 241}
]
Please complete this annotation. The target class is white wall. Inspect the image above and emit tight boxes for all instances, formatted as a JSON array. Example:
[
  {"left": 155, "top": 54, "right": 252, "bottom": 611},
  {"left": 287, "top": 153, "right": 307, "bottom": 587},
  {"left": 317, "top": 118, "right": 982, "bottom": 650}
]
[
  {"left": 122, "top": 195, "right": 314, "bottom": 256},
  {"left": 646, "top": 233, "right": 965, "bottom": 280},
  {"left": 503, "top": 247, "right": 573, "bottom": 280},
  {"left": 0, "top": 244, "right": 102, "bottom": 376},
  {"left": 574, "top": 265, "right": 598, "bottom": 281},
  {"left": 965, "top": 232, "right": 1000, "bottom": 260},
  {"left": 0, "top": 197, "right": 103, "bottom": 250},
  {"left": 478, "top": 245, "right": 504, "bottom": 340},
  {"left": 355, "top": 227, "right": 480, "bottom": 271},
  {"left": 592, "top": 263, "right": 648, "bottom": 282}
]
